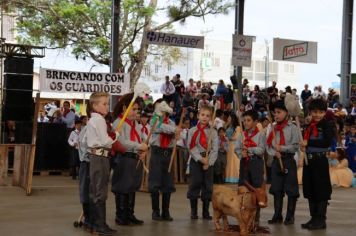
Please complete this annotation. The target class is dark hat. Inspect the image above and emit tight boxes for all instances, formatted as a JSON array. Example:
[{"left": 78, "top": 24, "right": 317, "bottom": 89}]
[
  {"left": 243, "top": 78, "right": 249, "bottom": 84},
  {"left": 273, "top": 100, "right": 287, "bottom": 112},
  {"left": 142, "top": 110, "right": 153, "bottom": 117}
]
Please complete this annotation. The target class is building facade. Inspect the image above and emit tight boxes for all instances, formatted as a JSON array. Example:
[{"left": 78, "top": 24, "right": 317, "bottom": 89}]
[{"left": 140, "top": 38, "right": 300, "bottom": 94}]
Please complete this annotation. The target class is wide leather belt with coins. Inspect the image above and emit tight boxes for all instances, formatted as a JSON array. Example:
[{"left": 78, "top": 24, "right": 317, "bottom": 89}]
[{"left": 90, "top": 148, "right": 110, "bottom": 158}]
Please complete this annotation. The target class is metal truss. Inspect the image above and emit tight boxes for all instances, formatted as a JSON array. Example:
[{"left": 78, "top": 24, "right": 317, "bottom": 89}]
[{"left": 0, "top": 42, "right": 45, "bottom": 58}]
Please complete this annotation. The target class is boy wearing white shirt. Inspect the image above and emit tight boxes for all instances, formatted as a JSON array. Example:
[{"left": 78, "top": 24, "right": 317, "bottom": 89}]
[
  {"left": 86, "top": 92, "right": 118, "bottom": 235},
  {"left": 68, "top": 120, "right": 81, "bottom": 180}
]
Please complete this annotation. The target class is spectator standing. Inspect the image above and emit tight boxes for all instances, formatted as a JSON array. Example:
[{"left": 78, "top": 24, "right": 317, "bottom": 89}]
[
  {"left": 301, "top": 84, "right": 312, "bottom": 117},
  {"left": 60, "top": 101, "right": 76, "bottom": 130},
  {"left": 171, "top": 74, "right": 184, "bottom": 110},
  {"left": 68, "top": 120, "right": 82, "bottom": 180},
  {"left": 327, "top": 88, "right": 339, "bottom": 108},
  {"left": 186, "top": 79, "right": 197, "bottom": 97},
  {"left": 313, "top": 86, "right": 326, "bottom": 100},
  {"left": 249, "top": 85, "right": 260, "bottom": 107},
  {"left": 216, "top": 80, "right": 227, "bottom": 110},
  {"left": 224, "top": 85, "right": 234, "bottom": 111},
  {"left": 201, "top": 82, "right": 214, "bottom": 100},
  {"left": 160, "top": 76, "right": 176, "bottom": 104},
  {"left": 242, "top": 78, "right": 249, "bottom": 89},
  {"left": 196, "top": 81, "right": 202, "bottom": 94}
]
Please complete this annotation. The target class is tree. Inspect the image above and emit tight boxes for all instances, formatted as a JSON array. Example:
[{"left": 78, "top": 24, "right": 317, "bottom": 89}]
[{"left": 8, "top": 0, "right": 232, "bottom": 87}]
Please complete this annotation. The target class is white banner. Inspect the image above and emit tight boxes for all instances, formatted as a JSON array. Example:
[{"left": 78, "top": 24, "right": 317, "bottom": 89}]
[
  {"left": 273, "top": 38, "right": 317, "bottom": 63},
  {"left": 39, "top": 68, "right": 130, "bottom": 95},
  {"left": 232, "top": 34, "right": 254, "bottom": 67},
  {"left": 145, "top": 31, "right": 204, "bottom": 49}
]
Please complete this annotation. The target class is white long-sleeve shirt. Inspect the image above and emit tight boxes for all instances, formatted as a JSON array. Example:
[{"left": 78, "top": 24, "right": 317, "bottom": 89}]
[
  {"left": 68, "top": 129, "right": 80, "bottom": 149},
  {"left": 177, "top": 128, "right": 189, "bottom": 147},
  {"left": 61, "top": 110, "right": 76, "bottom": 128},
  {"left": 160, "top": 82, "right": 175, "bottom": 95},
  {"left": 86, "top": 113, "right": 114, "bottom": 149}
]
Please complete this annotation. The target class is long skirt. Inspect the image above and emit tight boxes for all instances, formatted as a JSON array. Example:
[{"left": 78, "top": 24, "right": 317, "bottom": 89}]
[{"left": 225, "top": 141, "right": 240, "bottom": 183}]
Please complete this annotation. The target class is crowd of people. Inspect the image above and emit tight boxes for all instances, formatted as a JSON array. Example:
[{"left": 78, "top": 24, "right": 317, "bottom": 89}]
[{"left": 158, "top": 74, "right": 356, "bottom": 183}]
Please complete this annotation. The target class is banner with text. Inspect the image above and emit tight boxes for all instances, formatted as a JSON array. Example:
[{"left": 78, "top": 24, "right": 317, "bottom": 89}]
[
  {"left": 232, "top": 34, "right": 254, "bottom": 67},
  {"left": 39, "top": 68, "right": 130, "bottom": 95},
  {"left": 145, "top": 31, "right": 204, "bottom": 49},
  {"left": 273, "top": 38, "right": 317, "bottom": 63}
]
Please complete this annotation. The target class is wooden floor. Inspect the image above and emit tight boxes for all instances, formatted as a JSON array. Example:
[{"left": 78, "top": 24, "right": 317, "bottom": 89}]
[{"left": 0, "top": 176, "right": 356, "bottom": 236}]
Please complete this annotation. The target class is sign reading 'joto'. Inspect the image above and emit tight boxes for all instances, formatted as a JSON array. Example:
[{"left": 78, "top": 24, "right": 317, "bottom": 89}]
[
  {"left": 283, "top": 42, "right": 308, "bottom": 60},
  {"left": 273, "top": 38, "right": 317, "bottom": 64},
  {"left": 145, "top": 31, "right": 204, "bottom": 49}
]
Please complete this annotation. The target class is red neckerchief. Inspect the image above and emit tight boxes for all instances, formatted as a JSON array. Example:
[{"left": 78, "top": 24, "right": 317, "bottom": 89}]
[
  {"left": 219, "top": 136, "right": 227, "bottom": 149},
  {"left": 304, "top": 120, "right": 319, "bottom": 140},
  {"left": 190, "top": 122, "right": 208, "bottom": 150},
  {"left": 243, "top": 127, "right": 259, "bottom": 148},
  {"left": 63, "top": 109, "right": 70, "bottom": 118},
  {"left": 160, "top": 117, "right": 171, "bottom": 148},
  {"left": 267, "top": 119, "right": 289, "bottom": 146},
  {"left": 118, "top": 114, "right": 141, "bottom": 143},
  {"left": 141, "top": 124, "right": 149, "bottom": 135}
]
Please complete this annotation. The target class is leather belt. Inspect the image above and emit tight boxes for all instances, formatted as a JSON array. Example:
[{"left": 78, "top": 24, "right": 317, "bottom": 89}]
[
  {"left": 152, "top": 146, "right": 173, "bottom": 157},
  {"left": 90, "top": 148, "right": 110, "bottom": 158},
  {"left": 273, "top": 153, "right": 294, "bottom": 160},
  {"left": 123, "top": 152, "right": 139, "bottom": 160}
]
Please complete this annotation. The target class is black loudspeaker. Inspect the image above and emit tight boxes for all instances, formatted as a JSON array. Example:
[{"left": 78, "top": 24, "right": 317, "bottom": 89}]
[
  {"left": 2, "top": 57, "right": 34, "bottom": 121},
  {"left": 4, "top": 57, "right": 33, "bottom": 74}
]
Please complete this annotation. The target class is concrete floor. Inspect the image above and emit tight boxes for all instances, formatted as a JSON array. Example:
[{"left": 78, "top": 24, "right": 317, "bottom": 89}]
[{"left": 0, "top": 176, "right": 356, "bottom": 236}]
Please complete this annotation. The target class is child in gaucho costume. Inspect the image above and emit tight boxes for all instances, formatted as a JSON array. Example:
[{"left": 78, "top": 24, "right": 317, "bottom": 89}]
[
  {"left": 148, "top": 99, "right": 180, "bottom": 221},
  {"left": 187, "top": 105, "right": 218, "bottom": 220},
  {"left": 234, "top": 109, "right": 266, "bottom": 226},
  {"left": 266, "top": 100, "right": 300, "bottom": 226},
  {"left": 111, "top": 93, "right": 148, "bottom": 226},
  {"left": 300, "top": 99, "right": 335, "bottom": 230}
]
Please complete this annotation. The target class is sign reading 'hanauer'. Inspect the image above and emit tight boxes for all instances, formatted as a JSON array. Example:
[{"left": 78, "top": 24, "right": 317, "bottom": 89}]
[
  {"left": 145, "top": 31, "right": 204, "bottom": 49},
  {"left": 39, "top": 68, "right": 130, "bottom": 95}
]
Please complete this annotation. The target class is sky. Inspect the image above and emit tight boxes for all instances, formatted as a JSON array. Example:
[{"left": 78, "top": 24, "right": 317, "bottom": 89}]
[{"left": 34, "top": 0, "right": 349, "bottom": 92}]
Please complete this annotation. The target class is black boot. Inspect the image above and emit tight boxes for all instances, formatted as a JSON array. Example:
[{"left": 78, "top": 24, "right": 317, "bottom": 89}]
[
  {"left": 190, "top": 199, "right": 198, "bottom": 219},
  {"left": 82, "top": 203, "right": 92, "bottom": 231},
  {"left": 151, "top": 192, "right": 161, "bottom": 221},
  {"left": 161, "top": 193, "right": 173, "bottom": 221},
  {"left": 301, "top": 199, "right": 317, "bottom": 229},
  {"left": 103, "top": 202, "right": 117, "bottom": 233},
  {"left": 308, "top": 201, "right": 327, "bottom": 230},
  {"left": 128, "top": 192, "right": 144, "bottom": 225},
  {"left": 89, "top": 200, "right": 96, "bottom": 233},
  {"left": 202, "top": 200, "right": 212, "bottom": 220},
  {"left": 284, "top": 197, "right": 297, "bottom": 225},
  {"left": 93, "top": 201, "right": 115, "bottom": 236},
  {"left": 115, "top": 194, "right": 131, "bottom": 225},
  {"left": 268, "top": 195, "right": 283, "bottom": 224},
  {"left": 254, "top": 206, "right": 261, "bottom": 227}
]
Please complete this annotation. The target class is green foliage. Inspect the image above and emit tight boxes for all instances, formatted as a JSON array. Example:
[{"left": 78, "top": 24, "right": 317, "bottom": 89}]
[{"left": 9, "top": 0, "right": 232, "bottom": 83}]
